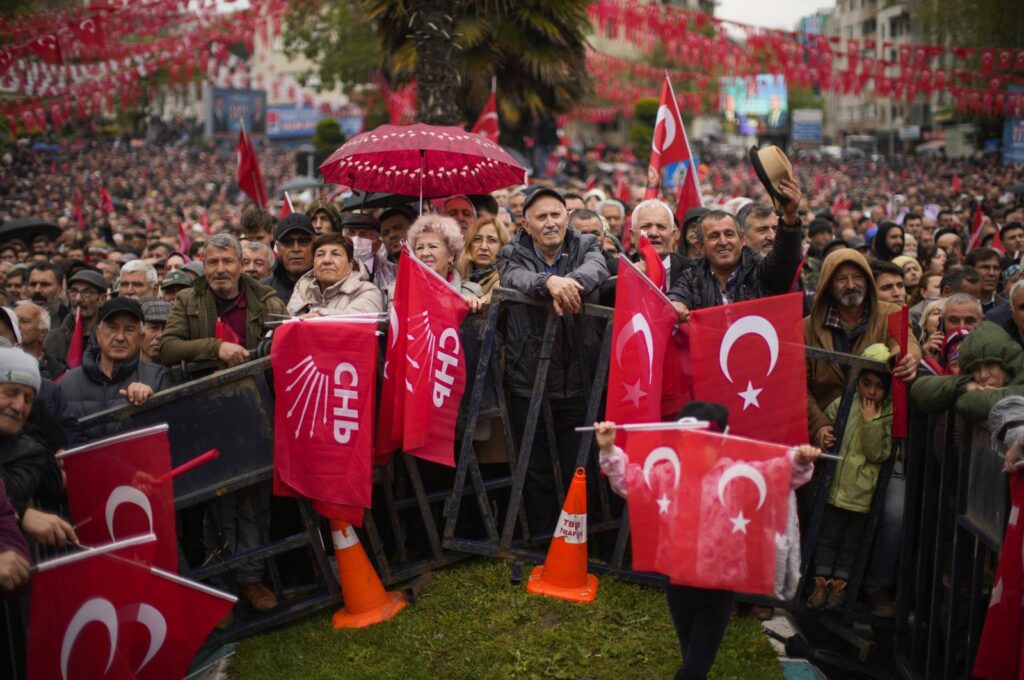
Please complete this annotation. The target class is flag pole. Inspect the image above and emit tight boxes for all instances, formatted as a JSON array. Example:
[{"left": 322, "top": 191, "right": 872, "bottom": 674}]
[
  {"left": 663, "top": 72, "right": 701, "bottom": 205},
  {"left": 490, "top": 75, "right": 496, "bottom": 95}
]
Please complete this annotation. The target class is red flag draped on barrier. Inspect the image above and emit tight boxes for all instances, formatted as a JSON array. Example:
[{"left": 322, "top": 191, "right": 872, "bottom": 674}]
[
  {"left": 59, "top": 425, "right": 176, "bottom": 570},
  {"left": 622, "top": 427, "right": 792, "bottom": 594},
  {"left": 400, "top": 254, "right": 471, "bottom": 467},
  {"left": 271, "top": 318, "right": 378, "bottom": 526},
  {"left": 887, "top": 306, "right": 909, "bottom": 438},
  {"left": 236, "top": 127, "right": 268, "bottom": 208},
  {"left": 973, "top": 473, "right": 1024, "bottom": 680},
  {"left": 689, "top": 293, "right": 808, "bottom": 445},
  {"left": 605, "top": 257, "right": 678, "bottom": 431},
  {"left": 28, "top": 540, "right": 235, "bottom": 680},
  {"left": 470, "top": 85, "right": 500, "bottom": 144}
]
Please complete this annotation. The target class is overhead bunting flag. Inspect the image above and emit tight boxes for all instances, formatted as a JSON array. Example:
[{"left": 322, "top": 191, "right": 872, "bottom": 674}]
[
  {"left": 689, "top": 293, "right": 807, "bottom": 445},
  {"left": 271, "top": 317, "right": 379, "bottom": 527},
  {"left": 622, "top": 426, "right": 792, "bottom": 594}
]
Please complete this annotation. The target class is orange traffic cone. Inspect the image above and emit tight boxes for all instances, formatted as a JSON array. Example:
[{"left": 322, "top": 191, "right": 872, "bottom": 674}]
[
  {"left": 526, "top": 468, "right": 599, "bottom": 603},
  {"left": 329, "top": 520, "right": 407, "bottom": 629}
]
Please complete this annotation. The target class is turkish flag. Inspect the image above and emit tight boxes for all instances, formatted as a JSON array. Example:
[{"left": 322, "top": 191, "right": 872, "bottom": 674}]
[
  {"left": 646, "top": 76, "right": 700, "bottom": 218},
  {"left": 27, "top": 34, "right": 63, "bottom": 65},
  {"left": 689, "top": 293, "right": 808, "bottom": 445},
  {"left": 28, "top": 544, "right": 235, "bottom": 680},
  {"left": 401, "top": 254, "right": 471, "bottom": 466},
  {"left": 470, "top": 91, "right": 500, "bottom": 143},
  {"left": 887, "top": 307, "right": 909, "bottom": 438},
  {"left": 636, "top": 232, "right": 665, "bottom": 291},
  {"left": 59, "top": 425, "right": 176, "bottom": 571},
  {"left": 606, "top": 258, "right": 678, "bottom": 430},
  {"left": 616, "top": 174, "right": 632, "bottom": 206},
  {"left": 973, "top": 473, "right": 1024, "bottom": 680},
  {"left": 214, "top": 319, "right": 240, "bottom": 345},
  {"left": 279, "top": 191, "right": 294, "bottom": 220},
  {"left": 951, "top": 173, "right": 962, "bottom": 193},
  {"left": 271, "top": 318, "right": 378, "bottom": 522},
  {"left": 236, "top": 128, "right": 268, "bottom": 208},
  {"left": 69, "top": 16, "right": 106, "bottom": 47},
  {"left": 622, "top": 427, "right": 792, "bottom": 594},
  {"left": 99, "top": 186, "right": 114, "bottom": 213},
  {"left": 968, "top": 202, "right": 986, "bottom": 250},
  {"left": 660, "top": 324, "right": 692, "bottom": 419},
  {"left": 177, "top": 220, "right": 191, "bottom": 258},
  {"left": 66, "top": 307, "right": 84, "bottom": 369},
  {"left": 376, "top": 250, "right": 414, "bottom": 464}
]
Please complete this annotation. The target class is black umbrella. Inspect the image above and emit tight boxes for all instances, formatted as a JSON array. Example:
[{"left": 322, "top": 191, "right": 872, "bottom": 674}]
[
  {"left": 0, "top": 217, "right": 61, "bottom": 244},
  {"left": 340, "top": 191, "right": 418, "bottom": 212}
]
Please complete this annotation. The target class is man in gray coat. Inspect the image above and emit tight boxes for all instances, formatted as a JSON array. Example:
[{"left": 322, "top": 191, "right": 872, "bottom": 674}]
[{"left": 497, "top": 187, "right": 609, "bottom": 534}]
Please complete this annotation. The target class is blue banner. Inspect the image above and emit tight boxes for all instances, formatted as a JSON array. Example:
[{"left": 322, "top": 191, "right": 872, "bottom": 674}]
[
  {"left": 267, "top": 106, "right": 325, "bottom": 139},
  {"left": 206, "top": 88, "right": 267, "bottom": 138}
]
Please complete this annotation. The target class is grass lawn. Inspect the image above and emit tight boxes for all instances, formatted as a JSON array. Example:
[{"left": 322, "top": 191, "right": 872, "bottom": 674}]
[{"left": 229, "top": 559, "right": 782, "bottom": 680}]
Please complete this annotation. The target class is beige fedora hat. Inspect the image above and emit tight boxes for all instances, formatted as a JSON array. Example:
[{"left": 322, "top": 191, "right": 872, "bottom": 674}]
[{"left": 748, "top": 145, "right": 794, "bottom": 213}]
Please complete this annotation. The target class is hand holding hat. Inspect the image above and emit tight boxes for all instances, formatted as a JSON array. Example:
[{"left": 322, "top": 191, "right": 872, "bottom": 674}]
[{"left": 749, "top": 145, "right": 803, "bottom": 225}]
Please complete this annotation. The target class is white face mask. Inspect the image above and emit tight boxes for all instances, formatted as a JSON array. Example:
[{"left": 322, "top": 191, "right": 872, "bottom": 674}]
[{"left": 351, "top": 236, "right": 373, "bottom": 261}]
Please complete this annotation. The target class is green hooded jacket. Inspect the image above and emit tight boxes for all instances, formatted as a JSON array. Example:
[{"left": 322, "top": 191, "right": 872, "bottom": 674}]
[
  {"left": 824, "top": 393, "right": 893, "bottom": 513},
  {"left": 910, "top": 320, "right": 1024, "bottom": 421}
]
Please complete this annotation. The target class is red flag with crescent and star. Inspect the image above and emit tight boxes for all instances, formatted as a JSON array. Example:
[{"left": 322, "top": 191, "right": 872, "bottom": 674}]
[
  {"left": 58, "top": 425, "right": 176, "bottom": 571},
  {"left": 270, "top": 318, "right": 378, "bottom": 526},
  {"left": 689, "top": 293, "right": 807, "bottom": 445},
  {"left": 470, "top": 90, "right": 500, "bottom": 144},
  {"left": 606, "top": 257, "right": 678, "bottom": 432},
  {"left": 28, "top": 541, "right": 235, "bottom": 680},
  {"left": 401, "top": 253, "right": 471, "bottom": 467},
  {"left": 973, "top": 473, "right": 1024, "bottom": 680},
  {"left": 621, "top": 427, "right": 792, "bottom": 594}
]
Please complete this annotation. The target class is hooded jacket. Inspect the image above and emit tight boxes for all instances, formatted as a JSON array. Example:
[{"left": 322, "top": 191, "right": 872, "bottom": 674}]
[
  {"left": 159, "top": 273, "right": 288, "bottom": 366},
  {"left": 911, "top": 320, "right": 1024, "bottom": 421},
  {"left": 59, "top": 344, "right": 172, "bottom": 420},
  {"left": 286, "top": 261, "right": 383, "bottom": 317},
  {"left": 804, "top": 249, "right": 921, "bottom": 438},
  {"left": 667, "top": 219, "right": 803, "bottom": 310},
  {"left": 871, "top": 223, "right": 904, "bottom": 261},
  {"left": 824, "top": 393, "right": 893, "bottom": 513},
  {"left": 497, "top": 228, "right": 609, "bottom": 397}
]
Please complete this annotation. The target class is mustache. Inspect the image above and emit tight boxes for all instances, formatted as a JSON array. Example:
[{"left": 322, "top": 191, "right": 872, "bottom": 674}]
[{"left": 0, "top": 407, "right": 22, "bottom": 423}]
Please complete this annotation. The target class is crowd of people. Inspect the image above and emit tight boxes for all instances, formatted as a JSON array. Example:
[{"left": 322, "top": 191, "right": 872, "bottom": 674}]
[{"left": 1, "top": 136, "right": 1024, "bottom": 675}]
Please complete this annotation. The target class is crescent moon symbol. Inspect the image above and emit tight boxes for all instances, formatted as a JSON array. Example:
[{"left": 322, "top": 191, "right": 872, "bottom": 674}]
[
  {"left": 105, "top": 485, "right": 154, "bottom": 541},
  {"left": 120, "top": 603, "right": 167, "bottom": 673},
  {"left": 481, "top": 112, "right": 498, "bottom": 123},
  {"left": 615, "top": 313, "right": 654, "bottom": 383},
  {"left": 717, "top": 462, "right": 768, "bottom": 511},
  {"left": 642, "top": 446, "right": 681, "bottom": 491},
  {"left": 652, "top": 105, "right": 676, "bottom": 152},
  {"left": 388, "top": 306, "right": 399, "bottom": 348},
  {"left": 718, "top": 315, "right": 779, "bottom": 383},
  {"left": 61, "top": 598, "right": 118, "bottom": 680}
]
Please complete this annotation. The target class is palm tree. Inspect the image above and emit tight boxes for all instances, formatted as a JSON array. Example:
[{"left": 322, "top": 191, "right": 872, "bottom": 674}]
[{"left": 360, "top": 0, "right": 592, "bottom": 137}]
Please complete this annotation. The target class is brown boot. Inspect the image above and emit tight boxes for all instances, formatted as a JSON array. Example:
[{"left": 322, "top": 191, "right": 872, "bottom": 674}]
[
  {"left": 806, "top": 576, "right": 830, "bottom": 609},
  {"left": 866, "top": 589, "right": 895, "bottom": 618},
  {"left": 826, "top": 579, "right": 847, "bottom": 611},
  {"left": 240, "top": 582, "right": 279, "bottom": 612}
]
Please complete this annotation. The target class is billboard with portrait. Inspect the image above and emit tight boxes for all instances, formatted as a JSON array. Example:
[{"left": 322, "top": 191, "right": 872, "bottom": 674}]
[
  {"left": 206, "top": 87, "right": 267, "bottom": 138},
  {"left": 720, "top": 75, "right": 788, "bottom": 133}
]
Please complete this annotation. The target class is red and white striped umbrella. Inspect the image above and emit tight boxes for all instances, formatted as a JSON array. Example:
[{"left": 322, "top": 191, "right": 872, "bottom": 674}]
[{"left": 318, "top": 123, "right": 527, "bottom": 199}]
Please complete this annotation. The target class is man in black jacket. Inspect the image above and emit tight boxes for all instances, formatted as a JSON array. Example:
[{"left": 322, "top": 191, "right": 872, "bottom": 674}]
[
  {"left": 497, "top": 187, "right": 610, "bottom": 534},
  {"left": 59, "top": 298, "right": 171, "bottom": 422},
  {"left": 669, "top": 178, "right": 804, "bottom": 320},
  {"left": 262, "top": 213, "right": 314, "bottom": 304}
]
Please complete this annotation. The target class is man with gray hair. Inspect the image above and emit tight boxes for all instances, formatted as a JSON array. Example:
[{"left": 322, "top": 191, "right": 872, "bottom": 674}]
[
  {"left": 118, "top": 259, "right": 159, "bottom": 300},
  {"left": 630, "top": 198, "right": 690, "bottom": 290},
  {"left": 736, "top": 201, "right": 779, "bottom": 256},
  {"left": 597, "top": 199, "right": 626, "bottom": 239},
  {"left": 241, "top": 239, "right": 275, "bottom": 281},
  {"left": 14, "top": 301, "right": 64, "bottom": 379}
]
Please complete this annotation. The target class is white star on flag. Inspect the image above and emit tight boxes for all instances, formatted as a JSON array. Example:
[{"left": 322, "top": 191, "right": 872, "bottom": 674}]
[
  {"left": 657, "top": 494, "right": 671, "bottom": 515},
  {"left": 737, "top": 381, "right": 763, "bottom": 410},
  {"left": 730, "top": 511, "right": 751, "bottom": 534},
  {"left": 621, "top": 379, "right": 648, "bottom": 408},
  {"left": 1009, "top": 504, "right": 1019, "bottom": 526},
  {"left": 990, "top": 578, "right": 1003, "bottom": 607}
]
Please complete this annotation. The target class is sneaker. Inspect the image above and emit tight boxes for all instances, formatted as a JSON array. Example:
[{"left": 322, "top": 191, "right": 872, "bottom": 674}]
[
  {"left": 240, "top": 582, "right": 279, "bottom": 612},
  {"left": 866, "top": 589, "right": 895, "bottom": 618},
  {"left": 807, "top": 576, "right": 830, "bottom": 609},
  {"left": 826, "top": 579, "right": 847, "bottom": 610}
]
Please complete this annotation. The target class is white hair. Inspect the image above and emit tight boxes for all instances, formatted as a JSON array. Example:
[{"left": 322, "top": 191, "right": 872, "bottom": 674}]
[
  {"left": 630, "top": 199, "right": 675, "bottom": 228},
  {"left": 119, "top": 259, "right": 158, "bottom": 287},
  {"left": 597, "top": 199, "right": 625, "bottom": 219},
  {"left": 15, "top": 300, "right": 49, "bottom": 332},
  {"left": 242, "top": 239, "right": 276, "bottom": 264},
  {"left": 1011, "top": 278, "right": 1024, "bottom": 300}
]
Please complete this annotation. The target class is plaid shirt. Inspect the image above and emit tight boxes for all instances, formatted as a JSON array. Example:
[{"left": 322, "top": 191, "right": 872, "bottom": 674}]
[{"left": 823, "top": 303, "right": 869, "bottom": 331}]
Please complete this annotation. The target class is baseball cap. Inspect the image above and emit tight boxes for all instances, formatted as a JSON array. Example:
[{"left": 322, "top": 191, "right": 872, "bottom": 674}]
[
  {"left": 142, "top": 299, "right": 172, "bottom": 324},
  {"left": 68, "top": 269, "right": 108, "bottom": 293},
  {"left": 98, "top": 298, "right": 144, "bottom": 324},
  {"left": 274, "top": 213, "right": 315, "bottom": 240},
  {"left": 160, "top": 269, "right": 193, "bottom": 290},
  {"left": 522, "top": 187, "right": 566, "bottom": 216}
]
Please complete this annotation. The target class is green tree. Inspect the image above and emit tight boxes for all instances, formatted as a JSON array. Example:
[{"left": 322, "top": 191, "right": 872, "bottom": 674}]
[
  {"left": 913, "top": 0, "right": 1024, "bottom": 49},
  {"left": 629, "top": 97, "right": 659, "bottom": 164},
  {"left": 284, "top": 0, "right": 380, "bottom": 91},
  {"left": 312, "top": 118, "right": 346, "bottom": 154}
]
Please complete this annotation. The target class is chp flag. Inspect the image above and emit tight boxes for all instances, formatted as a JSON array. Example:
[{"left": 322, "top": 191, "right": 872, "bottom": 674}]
[
  {"left": 689, "top": 293, "right": 808, "bottom": 445},
  {"left": 28, "top": 536, "right": 235, "bottom": 680},
  {"left": 271, "top": 317, "right": 379, "bottom": 526},
  {"left": 58, "top": 425, "right": 177, "bottom": 571},
  {"left": 605, "top": 256, "right": 679, "bottom": 430},
  {"left": 621, "top": 426, "right": 793, "bottom": 594},
  {"left": 377, "top": 245, "right": 471, "bottom": 467}
]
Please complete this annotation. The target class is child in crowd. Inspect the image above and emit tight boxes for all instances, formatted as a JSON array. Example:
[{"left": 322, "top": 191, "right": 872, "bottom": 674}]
[
  {"left": 595, "top": 401, "right": 821, "bottom": 680},
  {"left": 808, "top": 343, "right": 893, "bottom": 610}
]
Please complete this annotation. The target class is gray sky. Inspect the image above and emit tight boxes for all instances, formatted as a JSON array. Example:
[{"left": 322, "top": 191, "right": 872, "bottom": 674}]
[{"left": 714, "top": 0, "right": 834, "bottom": 31}]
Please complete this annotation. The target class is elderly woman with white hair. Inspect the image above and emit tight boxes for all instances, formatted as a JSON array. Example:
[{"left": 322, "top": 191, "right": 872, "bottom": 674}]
[{"left": 393, "top": 214, "right": 484, "bottom": 312}]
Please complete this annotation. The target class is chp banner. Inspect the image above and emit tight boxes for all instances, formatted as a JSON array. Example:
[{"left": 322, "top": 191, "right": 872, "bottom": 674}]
[
  {"left": 28, "top": 537, "right": 235, "bottom": 680},
  {"left": 59, "top": 425, "right": 176, "bottom": 571},
  {"left": 622, "top": 426, "right": 792, "bottom": 594},
  {"left": 605, "top": 257, "right": 678, "bottom": 430},
  {"left": 377, "top": 246, "right": 471, "bottom": 467},
  {"left": 689, "top": 292, "right": 807, "bottom": 445},
  {"left": 271, "top": 317, "right": 379, "bottom": 526}
]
